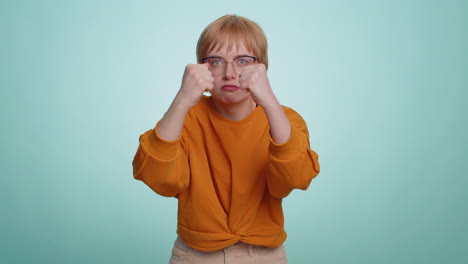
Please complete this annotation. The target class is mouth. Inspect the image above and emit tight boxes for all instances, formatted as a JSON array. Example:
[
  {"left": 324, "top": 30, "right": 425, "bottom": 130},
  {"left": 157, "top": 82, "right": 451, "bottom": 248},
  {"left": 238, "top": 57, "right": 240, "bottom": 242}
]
[{"left": 221, "top": 85, "right": 240, "bottom": 92}]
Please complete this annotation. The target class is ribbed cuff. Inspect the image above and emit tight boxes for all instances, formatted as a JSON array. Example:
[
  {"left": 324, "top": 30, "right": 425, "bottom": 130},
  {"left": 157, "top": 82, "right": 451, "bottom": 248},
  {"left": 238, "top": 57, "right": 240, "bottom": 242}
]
[
  {"left": 141, "top": 123, "right": 181, "bottom": 160},
  {"left": 269, "top": 128, "right": 303, "bottom": 161}
]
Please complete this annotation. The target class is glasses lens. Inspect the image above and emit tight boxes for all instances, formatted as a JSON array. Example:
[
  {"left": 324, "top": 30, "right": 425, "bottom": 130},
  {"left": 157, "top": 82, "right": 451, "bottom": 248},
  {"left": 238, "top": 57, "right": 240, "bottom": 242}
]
[
  {"left": 203, "top": 56, "right": 257, "bottom": 75},
  {"left": 234, "top": 56, "right": 256, "bottom": 73},
  {"left": 204, "top": 58, "right": 224, "bottom": 75}
]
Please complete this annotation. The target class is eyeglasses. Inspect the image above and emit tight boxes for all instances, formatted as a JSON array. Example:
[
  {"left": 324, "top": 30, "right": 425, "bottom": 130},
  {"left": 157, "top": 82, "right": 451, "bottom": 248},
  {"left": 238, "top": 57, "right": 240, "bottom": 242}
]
[{"left": 201, "top": 55, "right": 257, "bottom": 75}]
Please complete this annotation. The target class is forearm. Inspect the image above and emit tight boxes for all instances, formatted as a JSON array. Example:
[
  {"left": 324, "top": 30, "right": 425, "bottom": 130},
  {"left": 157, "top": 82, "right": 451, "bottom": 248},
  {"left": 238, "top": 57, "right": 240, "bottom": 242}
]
[
  {"left": 157, "top": 97, "right": 191, "bottom": 141},
  {"left": 266, "top": 110, "right": 321, "bottom": 198},
  {"left": 157, "top": 62, "right": 215, "bottom": 141},
  {"left": 263, "top": 98, "right": 291, "bottom": 144}
]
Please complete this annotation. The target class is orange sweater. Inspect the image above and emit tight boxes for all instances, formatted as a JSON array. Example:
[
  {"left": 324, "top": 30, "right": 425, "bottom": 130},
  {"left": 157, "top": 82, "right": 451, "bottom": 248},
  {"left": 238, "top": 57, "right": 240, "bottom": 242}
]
[{"left": 132, "top": 96, "right": 320, "bottom": 252}]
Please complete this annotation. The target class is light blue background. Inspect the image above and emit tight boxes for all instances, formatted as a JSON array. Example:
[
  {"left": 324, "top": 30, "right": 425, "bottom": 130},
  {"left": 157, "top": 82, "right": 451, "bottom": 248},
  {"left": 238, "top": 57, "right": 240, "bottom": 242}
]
[{"left": 1, "top": 0, "right": 467, "bottom": 263}]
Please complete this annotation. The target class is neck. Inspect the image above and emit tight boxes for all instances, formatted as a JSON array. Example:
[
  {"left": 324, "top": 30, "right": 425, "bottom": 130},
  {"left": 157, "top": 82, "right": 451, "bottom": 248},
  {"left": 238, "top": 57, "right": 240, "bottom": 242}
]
[{"left": 211, "top": 97, "right": 257, "bottom": 121}]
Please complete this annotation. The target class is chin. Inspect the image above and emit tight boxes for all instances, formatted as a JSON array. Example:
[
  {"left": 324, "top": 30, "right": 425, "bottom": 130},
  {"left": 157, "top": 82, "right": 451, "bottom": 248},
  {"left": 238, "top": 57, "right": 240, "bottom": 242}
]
[{"left": 211, "top": 91, "right": 250, "bottom": 105}]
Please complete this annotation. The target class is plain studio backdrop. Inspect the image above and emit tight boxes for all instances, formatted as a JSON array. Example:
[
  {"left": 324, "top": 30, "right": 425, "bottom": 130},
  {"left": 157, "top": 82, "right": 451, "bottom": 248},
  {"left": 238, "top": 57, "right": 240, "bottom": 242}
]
[{"left": 1, "top": 0, "right": 466, "bottom": 263}]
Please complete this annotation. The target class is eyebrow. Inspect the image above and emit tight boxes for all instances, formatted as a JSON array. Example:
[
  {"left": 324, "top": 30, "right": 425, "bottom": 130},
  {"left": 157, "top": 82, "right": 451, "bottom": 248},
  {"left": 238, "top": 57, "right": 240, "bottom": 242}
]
[{"left": 203, "top": 54, "right": 253, "bottom": 60}]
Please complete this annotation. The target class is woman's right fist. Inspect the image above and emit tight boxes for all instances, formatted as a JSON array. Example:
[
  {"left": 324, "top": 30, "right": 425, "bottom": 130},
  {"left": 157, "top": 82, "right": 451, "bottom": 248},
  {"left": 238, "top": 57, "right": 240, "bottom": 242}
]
[{"left": 175, "top": 63, "right": 214, "bottom": 109}]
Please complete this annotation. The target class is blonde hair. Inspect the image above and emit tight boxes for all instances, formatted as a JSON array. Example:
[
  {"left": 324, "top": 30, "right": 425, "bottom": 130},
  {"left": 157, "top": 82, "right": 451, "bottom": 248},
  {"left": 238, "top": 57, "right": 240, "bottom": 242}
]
[{"left": 196, "top": 15, "right": 269, "bottom": 69}]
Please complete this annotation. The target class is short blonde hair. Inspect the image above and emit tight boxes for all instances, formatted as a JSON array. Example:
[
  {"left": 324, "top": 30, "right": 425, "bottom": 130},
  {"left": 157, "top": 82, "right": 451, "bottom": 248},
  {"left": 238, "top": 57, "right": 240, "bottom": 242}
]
[{"left": 196, "top": 15, "right": 269, "bottom": 69}]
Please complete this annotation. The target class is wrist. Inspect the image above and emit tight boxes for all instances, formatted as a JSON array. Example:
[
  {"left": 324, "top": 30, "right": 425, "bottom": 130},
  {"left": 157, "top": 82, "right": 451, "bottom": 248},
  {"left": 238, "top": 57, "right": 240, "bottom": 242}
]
[
  {"left": 172, "top": 95, "right": 193, "bottom": 113},
  {"left": 261, "top": 96, "right": 281, "bottom": 113}
]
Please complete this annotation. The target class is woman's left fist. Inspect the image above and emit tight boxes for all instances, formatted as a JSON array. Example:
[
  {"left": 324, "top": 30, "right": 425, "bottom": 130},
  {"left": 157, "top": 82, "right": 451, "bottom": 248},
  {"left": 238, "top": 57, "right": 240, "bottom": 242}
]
[{"left": 239, "top": 64, "right": 276, "bottom": 107}]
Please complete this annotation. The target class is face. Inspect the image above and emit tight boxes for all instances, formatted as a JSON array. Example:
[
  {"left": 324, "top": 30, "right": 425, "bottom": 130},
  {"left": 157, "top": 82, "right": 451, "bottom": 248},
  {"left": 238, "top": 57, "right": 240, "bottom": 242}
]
[{"left": 204, "top": 41, "right": 256, "bottom": 105}]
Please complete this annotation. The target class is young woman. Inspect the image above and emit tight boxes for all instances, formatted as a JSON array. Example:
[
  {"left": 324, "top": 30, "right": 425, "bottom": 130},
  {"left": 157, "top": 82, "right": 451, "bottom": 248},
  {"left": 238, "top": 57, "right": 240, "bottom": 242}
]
[{"left": 132, "top": 14, "right": 320, "bottom": 264}]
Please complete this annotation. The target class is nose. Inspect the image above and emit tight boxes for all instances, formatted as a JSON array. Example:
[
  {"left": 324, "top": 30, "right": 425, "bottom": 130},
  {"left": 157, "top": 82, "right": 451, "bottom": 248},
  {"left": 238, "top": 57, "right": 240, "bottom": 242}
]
[{"left": 223, "top": 61, "right": 238, "bottom": 80}]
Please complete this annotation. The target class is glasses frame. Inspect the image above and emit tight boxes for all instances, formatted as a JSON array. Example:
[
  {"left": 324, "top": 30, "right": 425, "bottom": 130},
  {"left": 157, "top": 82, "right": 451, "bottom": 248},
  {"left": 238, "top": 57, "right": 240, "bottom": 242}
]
[{"left": 201, "top": 55, "right": 258, "bottom": 75}]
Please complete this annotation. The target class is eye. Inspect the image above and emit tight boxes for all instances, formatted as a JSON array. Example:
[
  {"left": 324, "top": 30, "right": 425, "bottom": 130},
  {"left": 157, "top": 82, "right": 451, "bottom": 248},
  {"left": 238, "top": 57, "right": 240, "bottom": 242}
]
[
  {"left": 205, "top": 58, "right": 223, "bottom": 66},
  {"left": 236, "top": 57, "right": 253, "bottom": 65},
  {"left": 212, "top": 60, "right": 223, "bottom": 66}
]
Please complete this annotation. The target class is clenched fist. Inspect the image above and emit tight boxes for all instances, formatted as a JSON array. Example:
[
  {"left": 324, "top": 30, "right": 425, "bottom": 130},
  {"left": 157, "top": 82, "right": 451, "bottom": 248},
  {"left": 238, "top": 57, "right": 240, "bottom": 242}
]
[
  {"left": 239, "top": 63, "right": 277, "bottom": 108},
  {"left": 175, "top": 63, "right": 214, "bottom": 110}
]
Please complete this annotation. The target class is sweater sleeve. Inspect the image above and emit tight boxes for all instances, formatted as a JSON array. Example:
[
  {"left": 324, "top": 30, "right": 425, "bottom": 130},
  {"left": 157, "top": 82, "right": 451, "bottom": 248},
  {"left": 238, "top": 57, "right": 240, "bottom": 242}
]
[
  {"left": 132, "top": 123, "right": 190, "bottom": 197},
  {"left": 267, "top": 108, "right": 320, "bottom": 199}
]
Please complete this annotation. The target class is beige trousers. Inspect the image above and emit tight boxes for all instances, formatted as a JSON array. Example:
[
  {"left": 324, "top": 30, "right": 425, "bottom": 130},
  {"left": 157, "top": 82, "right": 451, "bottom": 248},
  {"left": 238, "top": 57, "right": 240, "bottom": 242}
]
[{"left": 169, "top": 237, "right": 288, "bottom": 264}]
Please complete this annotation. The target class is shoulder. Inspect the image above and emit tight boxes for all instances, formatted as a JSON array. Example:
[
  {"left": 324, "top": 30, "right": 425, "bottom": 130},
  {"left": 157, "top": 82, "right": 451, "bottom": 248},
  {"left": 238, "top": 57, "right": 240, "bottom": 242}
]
[
  {"left": 280, "top": 105, "right": 311, "bottom": 138},
  {"left": 281, "top": 105, "right": 306, "bottom": 124},
  {"left": 186, "top": 96, "right": 211, "bottom": 120},
  {"left": 180, "top": 97, "right": 211, "bottom": 143},
  {"left": 191, "top": 96, "right": 211, "bottom": 113}
]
